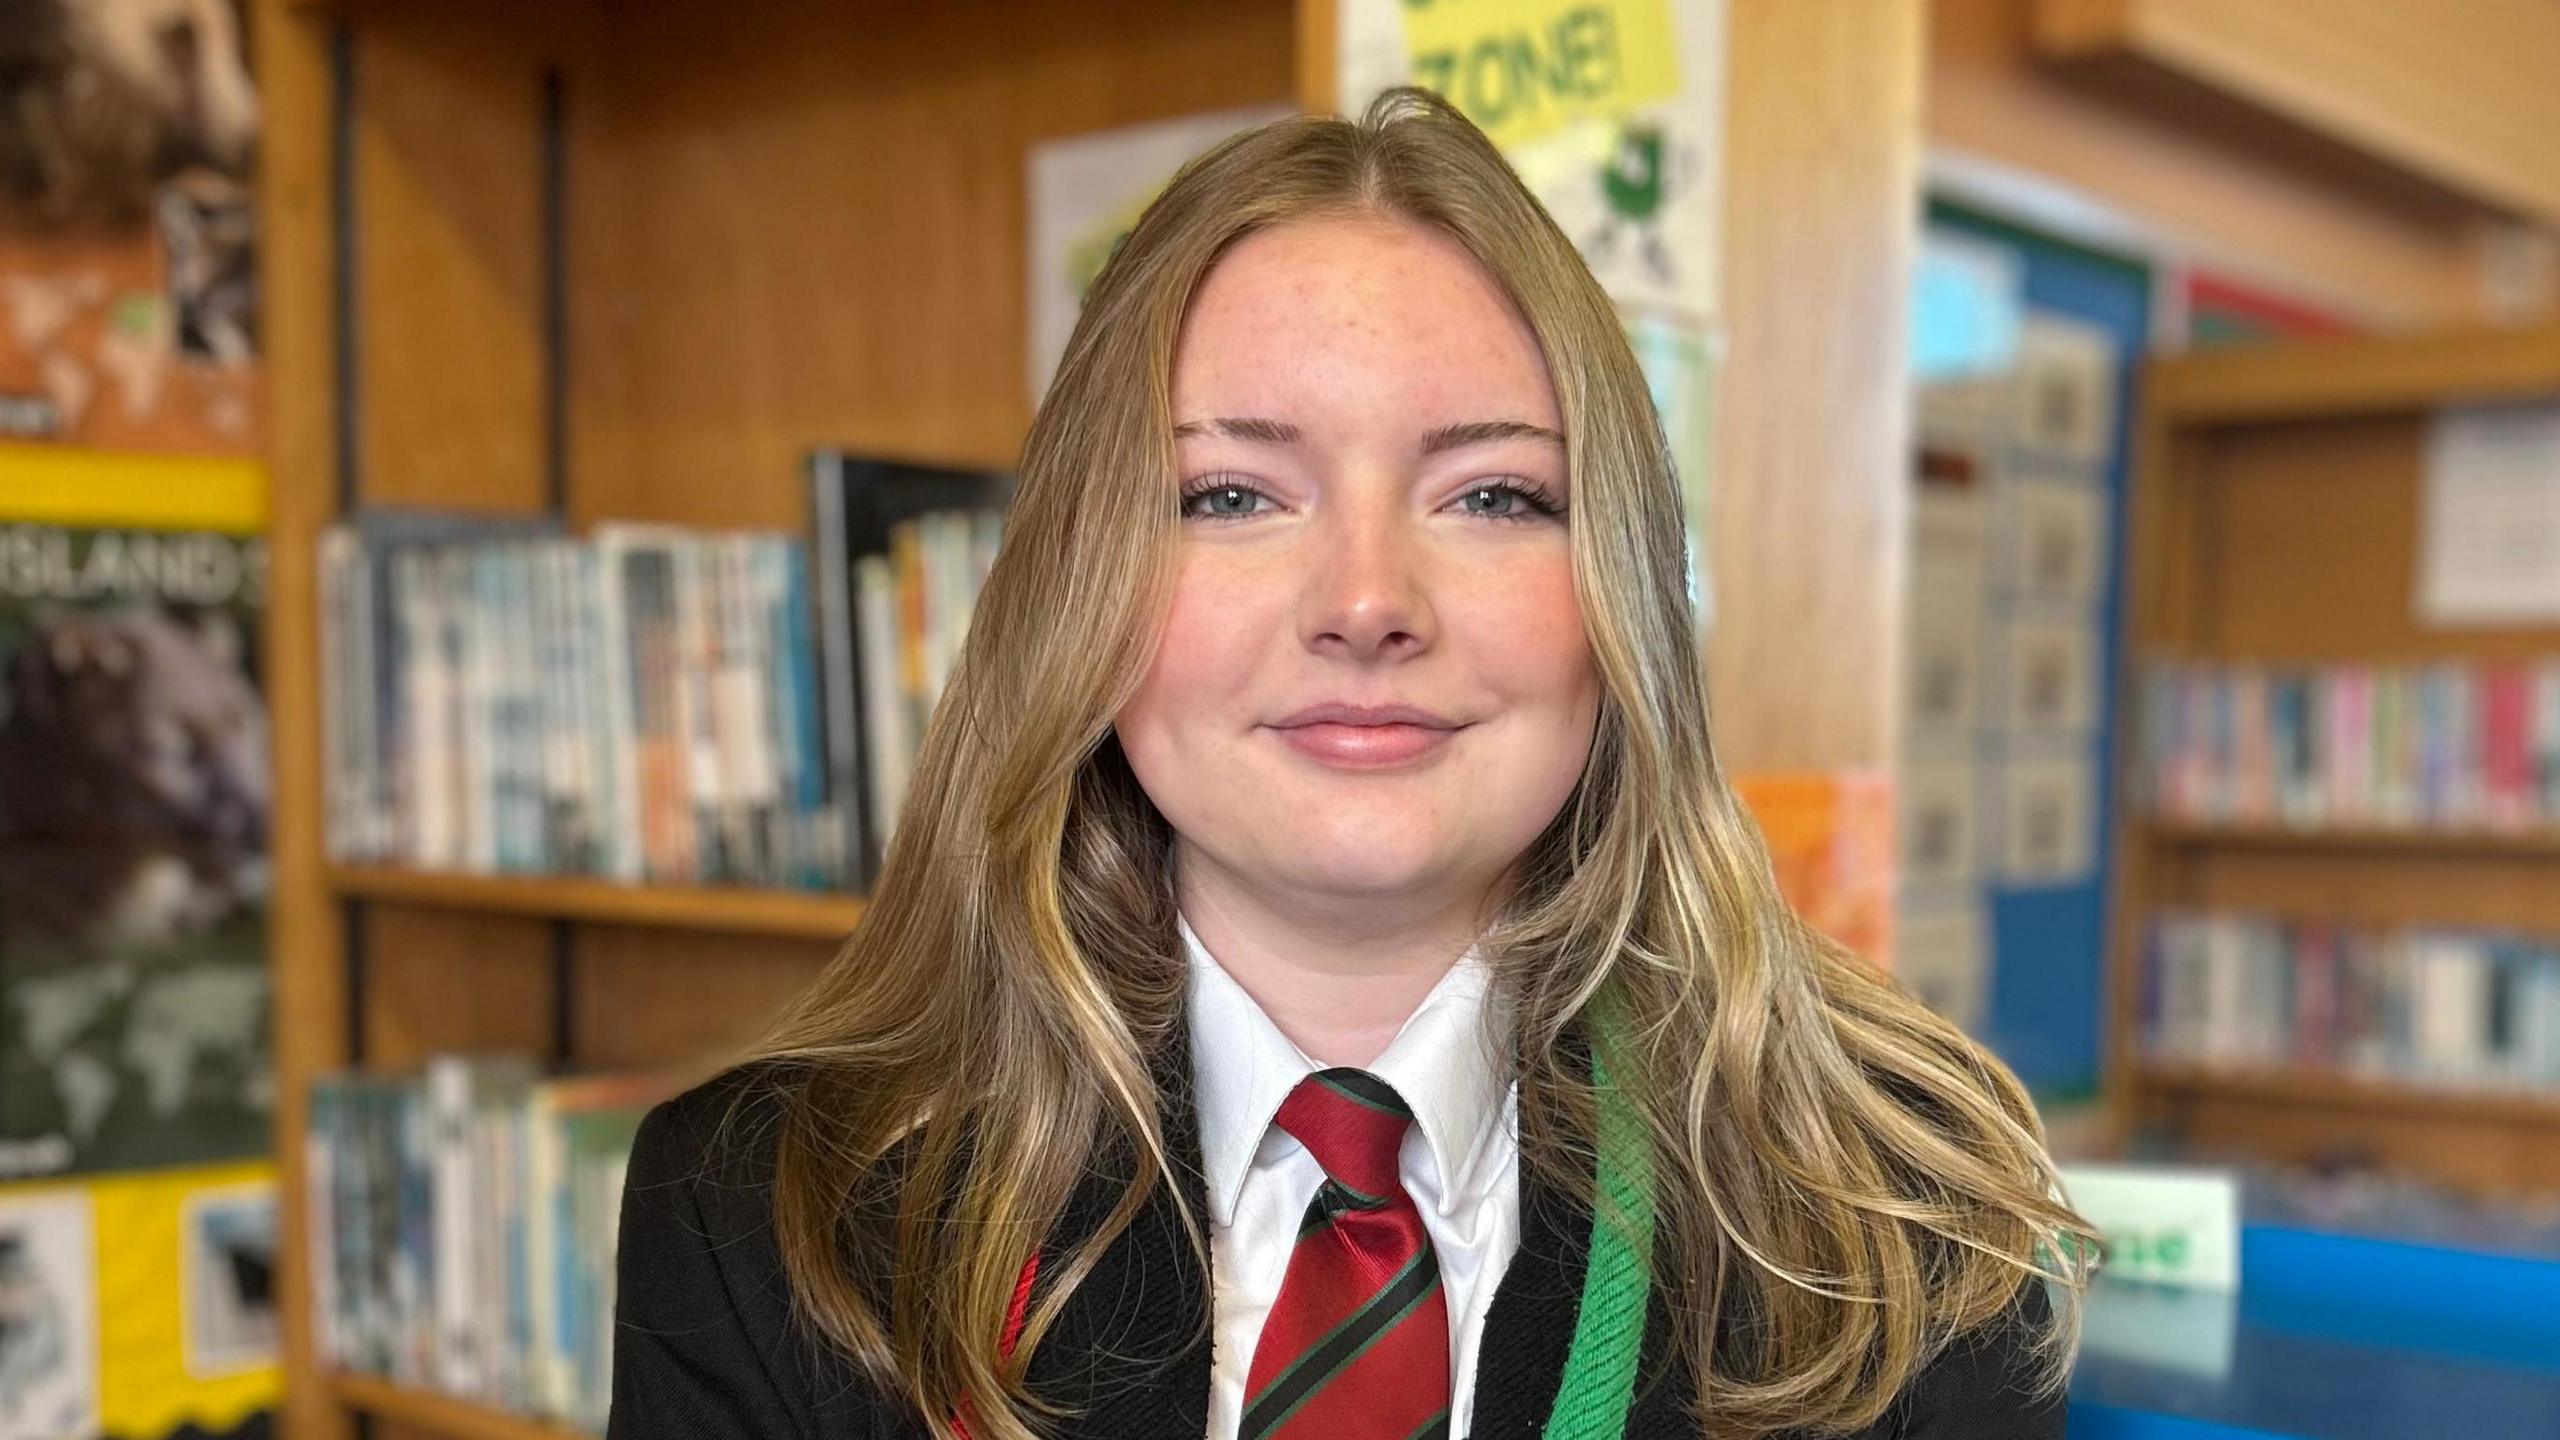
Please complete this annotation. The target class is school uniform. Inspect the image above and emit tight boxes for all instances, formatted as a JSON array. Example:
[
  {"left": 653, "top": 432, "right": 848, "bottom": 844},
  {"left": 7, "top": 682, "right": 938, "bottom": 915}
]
[{"left": 606, "top": 926, "right": 2062, "bottom": 1440}]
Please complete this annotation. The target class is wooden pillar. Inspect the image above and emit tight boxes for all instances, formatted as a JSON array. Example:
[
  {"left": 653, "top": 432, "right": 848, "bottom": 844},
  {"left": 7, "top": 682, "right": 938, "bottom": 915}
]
[{"left": 1707, "top": 0, "right": 1922, "bottom": 776}]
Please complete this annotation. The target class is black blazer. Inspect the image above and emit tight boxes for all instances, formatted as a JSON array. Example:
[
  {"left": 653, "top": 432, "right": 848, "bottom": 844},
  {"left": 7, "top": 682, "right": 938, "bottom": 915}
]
[{"left": 607, "top": 1039, "right": 2064, "bottom": 1440}]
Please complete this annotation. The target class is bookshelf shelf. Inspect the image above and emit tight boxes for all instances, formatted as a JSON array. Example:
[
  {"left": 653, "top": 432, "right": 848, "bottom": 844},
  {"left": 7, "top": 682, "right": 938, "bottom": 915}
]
[
  {"left": 2143, "top": 822, "right": 2560, "bottom": 860},
  {"left": 326, "top": 864, "right": 866, "bottom": 941},
  {"left": 329, "top": 1373, "right": 590, "bottom": 1440},
  {"left": 2134, "top": 1063, "right": 2560, "bottom": 1130}
]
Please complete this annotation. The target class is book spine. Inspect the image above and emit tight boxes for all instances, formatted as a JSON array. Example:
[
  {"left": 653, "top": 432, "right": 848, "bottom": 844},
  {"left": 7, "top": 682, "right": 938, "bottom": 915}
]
[
  {"left": 2539, "top": 659, "right": 2560, "bottom": 827},
  {"left": 426, "top": 1058, "right": 478, "bottom": 1394},
  {"left": 806, "top": 454, "right": 873, "bottom": 893},
  {"left": 319, "top": 526, "right": 356, "bottom": 860},
  {"left": 857, "top": 551, "right": 907, "bottom": 873},
  {"left": 674, "top": 537, "right": 720, "bottom": 883},
  {"left": 588, "top": 541, "right": 640, "bottom": 883},
  {"left": 306, "top": 1079, "right": 342, "bottom": 1369}
]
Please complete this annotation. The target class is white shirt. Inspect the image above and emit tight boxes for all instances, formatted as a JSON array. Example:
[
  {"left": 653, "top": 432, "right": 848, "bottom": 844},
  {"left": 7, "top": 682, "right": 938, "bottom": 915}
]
[{"left": 1181, "top": 910, "right": 1521, "bottom": 1440}]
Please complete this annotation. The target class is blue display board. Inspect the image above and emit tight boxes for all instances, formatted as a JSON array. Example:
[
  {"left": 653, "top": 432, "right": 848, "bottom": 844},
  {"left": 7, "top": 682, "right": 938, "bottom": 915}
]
[{"left": 1911, "top": 202, "right": 2153, "bottom": 1100}]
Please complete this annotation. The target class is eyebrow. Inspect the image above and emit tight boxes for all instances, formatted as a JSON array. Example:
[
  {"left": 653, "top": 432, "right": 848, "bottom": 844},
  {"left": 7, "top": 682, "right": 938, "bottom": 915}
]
[{"left": 1171, "top": 416, "right": 1566, "bottom": 455}]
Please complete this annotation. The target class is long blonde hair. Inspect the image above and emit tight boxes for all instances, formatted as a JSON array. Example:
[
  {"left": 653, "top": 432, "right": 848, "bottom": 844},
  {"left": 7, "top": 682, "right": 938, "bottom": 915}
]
[{"left": 731, "top": 87, "right": 2098, "bottom": 1440}]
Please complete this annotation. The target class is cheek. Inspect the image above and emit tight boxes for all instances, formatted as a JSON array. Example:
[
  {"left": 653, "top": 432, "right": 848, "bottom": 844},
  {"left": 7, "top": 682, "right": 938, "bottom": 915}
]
[
  {"left": 1457, "top": 551, "right": 1595, "bottom": 709},
  {"left": 1116, "top": 555, "right": 1271, "bottom": 752}
]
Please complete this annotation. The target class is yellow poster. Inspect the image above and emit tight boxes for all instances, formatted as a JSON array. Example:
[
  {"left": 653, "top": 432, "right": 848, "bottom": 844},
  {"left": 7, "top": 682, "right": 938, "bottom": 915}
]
[
  {"left": 1398, "top": 0, "right": 1684, "bottom": 151},
  {"left": 0, "top": 1161, "right": 280, "bottom": 1439}
]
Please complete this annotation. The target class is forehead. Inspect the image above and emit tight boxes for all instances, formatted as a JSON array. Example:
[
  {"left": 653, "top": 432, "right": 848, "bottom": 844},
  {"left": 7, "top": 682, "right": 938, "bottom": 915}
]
[{"left": 1173, "top": 215, "right": 1560, "bottom": 427}]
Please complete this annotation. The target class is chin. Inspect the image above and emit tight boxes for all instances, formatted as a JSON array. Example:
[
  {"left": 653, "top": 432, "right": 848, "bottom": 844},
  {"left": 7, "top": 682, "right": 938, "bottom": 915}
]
[{"left": 1267, "top": 846, "right": 1454, "bottom": 899}]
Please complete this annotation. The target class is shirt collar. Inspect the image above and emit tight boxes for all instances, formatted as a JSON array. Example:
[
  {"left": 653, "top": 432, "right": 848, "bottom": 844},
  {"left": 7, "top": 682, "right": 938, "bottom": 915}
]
[{"left": 1180, "top": 908, "right": 1511, "bottom": 1227}]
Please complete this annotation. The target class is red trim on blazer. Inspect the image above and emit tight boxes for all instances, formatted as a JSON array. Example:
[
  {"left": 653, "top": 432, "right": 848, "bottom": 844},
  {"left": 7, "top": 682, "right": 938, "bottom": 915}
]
[{"left": 951, "top": 1251, "right": 1043, "bottom": 1438}]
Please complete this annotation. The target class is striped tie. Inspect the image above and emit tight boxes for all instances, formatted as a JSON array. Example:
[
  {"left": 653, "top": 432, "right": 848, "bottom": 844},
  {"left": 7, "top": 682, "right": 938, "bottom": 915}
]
[{"left": 1240, "top": 1068, "right": 1451, "bottom": 1440}]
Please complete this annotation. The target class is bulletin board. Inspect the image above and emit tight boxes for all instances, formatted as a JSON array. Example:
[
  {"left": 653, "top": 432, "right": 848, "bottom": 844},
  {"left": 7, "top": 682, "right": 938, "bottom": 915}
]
[{"left": 1904, "top": 202, "right": 2152, "bottom": 1099}]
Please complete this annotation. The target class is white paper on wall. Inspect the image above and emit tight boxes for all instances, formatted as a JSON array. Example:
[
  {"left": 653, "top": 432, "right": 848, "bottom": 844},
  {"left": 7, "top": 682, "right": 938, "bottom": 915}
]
[
  {"left": 181, "top": 1178, "right": 280, "bottom": 1378},
  {"left": 1997, "top": 603, "right": 2100, "bottom": 736},
  {"left": 1908, "top": 485, "right": 1988, "bottom": 738},
  {"left": 1996, "top": 742, "right": 2097, "bottom": 886},
  {"left": 1902, "top": 750, "right": 1982, "bottom": 890},
  {"left": 2008, "top": 313, "right": 2118, "bottom": 464},
  {"left": 0, "top": 1188, "right": 101, "bottom": 1440},
  {"left": 2416, "top": 402, "right": 2560, "bottom": 626},
  {"left": 1994, "top": 468, "right": 2108, "bottom": 604},
  {"left": 1897, "top": 891, "right": 1991, "bottom": 1033},
  {"left": 1026, "top": 104, "right": 1296, "bottom": 404}
]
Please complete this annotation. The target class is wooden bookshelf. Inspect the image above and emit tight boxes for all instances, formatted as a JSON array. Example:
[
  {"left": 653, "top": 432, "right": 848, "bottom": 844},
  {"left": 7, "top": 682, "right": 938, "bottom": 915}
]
[
  {"left": 2135, "top": 1062, "right": 2560, "bottom": 1128},
  {"left": 326, "top": 865, "right": 865, "bottom": 941},
  {"left": 255, "top": 1, "right": 1318, "bottom": 1435},
  {"left": 329, "top": 1375, "right": 589, "bottom": 1440},
  {"left": 2143, "top": 821, "right": 2560, "bottom": 862},
  {"left": 2107, "top": 323, "right": 2560, "bottom": 1198}
]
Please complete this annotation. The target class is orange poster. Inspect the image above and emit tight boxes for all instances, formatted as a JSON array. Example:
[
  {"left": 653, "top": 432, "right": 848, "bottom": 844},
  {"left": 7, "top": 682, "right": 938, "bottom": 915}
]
[
  {"left": 0, "top": 0, "right": 262, "bottom": 456},
  {"left": 1732, "top": 770, "right": 1896, "bottom": 968}
]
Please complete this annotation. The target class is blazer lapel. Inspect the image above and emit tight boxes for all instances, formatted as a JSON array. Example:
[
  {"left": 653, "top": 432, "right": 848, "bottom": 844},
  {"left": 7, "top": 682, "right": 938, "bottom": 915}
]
[
  {"left": 1466, "top": 1144, "right": 1597, "bottom": 1438},
  {"left": 1467, "top": 1084, "right": 1694, "bottom": 1440},
  {"left": 1027, "top": 1028, "right": 1215, "bottom": 1440}
]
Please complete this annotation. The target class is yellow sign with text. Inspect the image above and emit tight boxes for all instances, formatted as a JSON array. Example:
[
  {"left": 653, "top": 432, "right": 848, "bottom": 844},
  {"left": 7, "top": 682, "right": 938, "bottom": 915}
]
[{"left": 1398, "top": 0, "right": 1682, "bottom": 151}]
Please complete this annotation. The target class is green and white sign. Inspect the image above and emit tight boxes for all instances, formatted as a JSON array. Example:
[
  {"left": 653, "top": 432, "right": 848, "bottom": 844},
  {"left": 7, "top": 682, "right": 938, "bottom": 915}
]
[{"left": 2059, "top": 1162, "right": 2240, "bottom": 1291}]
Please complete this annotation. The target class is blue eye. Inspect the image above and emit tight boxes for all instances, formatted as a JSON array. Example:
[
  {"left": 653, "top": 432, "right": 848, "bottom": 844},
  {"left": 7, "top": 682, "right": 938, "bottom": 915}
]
[
  {"left": 1178, "top": 479, "right": 1269, "bottom": 522},
  {"left": 1457, "top": 481, "right": 1568, "bottom": 521},
  {"left": 1176, "top": 477, "right": 1567, "bottom": 525}
]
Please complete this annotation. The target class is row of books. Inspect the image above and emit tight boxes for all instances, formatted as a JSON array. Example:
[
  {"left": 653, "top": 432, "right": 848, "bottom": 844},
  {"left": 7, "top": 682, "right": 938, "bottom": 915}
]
[
  {"left": 2141, "top": 659, "right": 2560, "bottom": 833},
  {"left": 318, "top": 453, "right": 1013, "bottom": 891},
  {"left": 2141, "top": 910, "right": 2560, "bottom": 1093},
  {"left": 305, "top": 1055, "right": 686, "bottom": 1431}
]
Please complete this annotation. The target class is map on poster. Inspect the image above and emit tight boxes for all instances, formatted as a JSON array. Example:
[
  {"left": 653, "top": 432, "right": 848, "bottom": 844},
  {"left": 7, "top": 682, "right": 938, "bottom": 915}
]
[{"left": 0, "top": 513, "right": 273, "bottom": 1180}]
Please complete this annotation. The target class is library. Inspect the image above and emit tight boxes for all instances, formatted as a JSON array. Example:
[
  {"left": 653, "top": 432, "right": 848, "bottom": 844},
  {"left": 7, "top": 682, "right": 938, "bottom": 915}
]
[{"left": 0, "top": 2, "right": 2555, "bottom": 1439}]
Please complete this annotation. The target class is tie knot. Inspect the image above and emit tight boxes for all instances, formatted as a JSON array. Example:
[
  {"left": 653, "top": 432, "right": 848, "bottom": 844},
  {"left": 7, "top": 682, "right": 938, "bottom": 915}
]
[{"left": 1272, "top": 1068, "right": 1415, "bottom": 1202}]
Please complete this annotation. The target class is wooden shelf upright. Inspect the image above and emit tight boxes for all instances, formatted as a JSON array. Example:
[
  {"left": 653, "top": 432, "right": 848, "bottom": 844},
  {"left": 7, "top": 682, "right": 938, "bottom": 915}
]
[{"left": 2107, "top": 322, "right": 2560, "bottom": 1198}]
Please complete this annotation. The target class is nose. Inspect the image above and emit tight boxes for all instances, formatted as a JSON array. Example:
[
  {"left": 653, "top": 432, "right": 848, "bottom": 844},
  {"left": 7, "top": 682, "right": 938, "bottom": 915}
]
[{"left": 1297, "top": 481, "right": 1435, "bottom": 660}]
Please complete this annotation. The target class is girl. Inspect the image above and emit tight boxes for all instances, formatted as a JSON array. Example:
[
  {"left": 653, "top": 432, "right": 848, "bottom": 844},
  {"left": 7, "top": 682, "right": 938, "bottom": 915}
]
[{"left": 609, "top": 87, "right": 2098, "bottom": 1440}]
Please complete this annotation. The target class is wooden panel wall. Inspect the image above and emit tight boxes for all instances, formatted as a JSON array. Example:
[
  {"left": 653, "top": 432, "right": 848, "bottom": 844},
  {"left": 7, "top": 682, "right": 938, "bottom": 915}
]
[
  {"left": 2035, "top": 0, "right": 2560, "bottom": 228},
  {"left": 1930, "top": 0, "right": 2496, "bottom": 328},
  {"left": 350, "top": 5, "right": 549, "bottom": 508},
  {"left": 566, "top": 0, "right": 1299, "bottom": 530},
  {"left": 1705, "top": 0, "right": 1922, "bottom": 774},
  {"left": 2192, "top": 416, "right": 2560, "bottom": 666}
]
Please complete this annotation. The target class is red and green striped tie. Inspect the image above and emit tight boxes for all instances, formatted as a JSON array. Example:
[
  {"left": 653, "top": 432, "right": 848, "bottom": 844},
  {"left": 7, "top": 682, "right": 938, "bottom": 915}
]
[{"left": 1241, "top": 1067, "right": 1451, "bottom": 1440}]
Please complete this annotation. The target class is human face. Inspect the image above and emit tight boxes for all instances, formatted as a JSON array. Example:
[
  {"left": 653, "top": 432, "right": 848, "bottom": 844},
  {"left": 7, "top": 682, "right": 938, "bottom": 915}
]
[{"left": 1112, "top": 214, "right": 1602, "bottom": 925}]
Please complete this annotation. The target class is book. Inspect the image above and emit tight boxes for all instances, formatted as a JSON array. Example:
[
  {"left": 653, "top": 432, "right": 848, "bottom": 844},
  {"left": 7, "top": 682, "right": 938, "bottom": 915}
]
[
  {"left": 2144, "top": 657, "right": 2560, "bottom": 837},
  {"left": 805, "top": 450, "right": 1013, "bottom": 889},
  {"left": 322, "top": 517, "right": 839, "bottom": 892},
  {"left": 311, "top": 1055, "right": 685, "bottom": 1423},
  {"left": 2143, "top": 910, "right": 2560, "bottom": 1095}
]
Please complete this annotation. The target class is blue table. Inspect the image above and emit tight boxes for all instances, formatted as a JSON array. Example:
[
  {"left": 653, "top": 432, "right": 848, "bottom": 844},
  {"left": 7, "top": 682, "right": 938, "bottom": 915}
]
[{"left": 2066, "top": 1225, "right": 2560, "bottom": 1439}]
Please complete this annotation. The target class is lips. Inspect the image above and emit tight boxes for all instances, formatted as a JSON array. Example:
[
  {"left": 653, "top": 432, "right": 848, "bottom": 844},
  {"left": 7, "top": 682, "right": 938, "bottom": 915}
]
[
  {"left": 1267, "top": 707, "right": 1468, "bottom": 768},
  {"left": 1270, "top": 701, "right": 1463, "bottom": 730}
]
